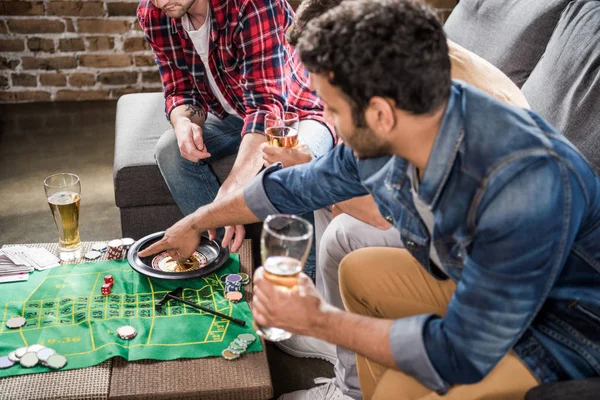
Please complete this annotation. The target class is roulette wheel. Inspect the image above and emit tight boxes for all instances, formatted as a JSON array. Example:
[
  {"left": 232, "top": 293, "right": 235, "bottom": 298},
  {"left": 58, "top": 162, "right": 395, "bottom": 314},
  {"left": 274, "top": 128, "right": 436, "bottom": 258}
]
[{"left": 127, "top": 231, "right": 230, "bottom": 280}]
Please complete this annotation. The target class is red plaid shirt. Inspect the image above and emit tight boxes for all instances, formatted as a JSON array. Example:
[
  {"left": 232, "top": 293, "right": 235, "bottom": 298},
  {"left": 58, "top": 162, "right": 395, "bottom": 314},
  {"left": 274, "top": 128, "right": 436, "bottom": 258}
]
[{"left": 138, "top": 0, "right": 332, "bottom": 138}]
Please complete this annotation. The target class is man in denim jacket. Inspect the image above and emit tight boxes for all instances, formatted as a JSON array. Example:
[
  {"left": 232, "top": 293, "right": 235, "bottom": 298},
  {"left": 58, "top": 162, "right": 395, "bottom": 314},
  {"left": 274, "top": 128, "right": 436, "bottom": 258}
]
[{"left": 141, "top": 0, "right": 600, "bottom": 398}]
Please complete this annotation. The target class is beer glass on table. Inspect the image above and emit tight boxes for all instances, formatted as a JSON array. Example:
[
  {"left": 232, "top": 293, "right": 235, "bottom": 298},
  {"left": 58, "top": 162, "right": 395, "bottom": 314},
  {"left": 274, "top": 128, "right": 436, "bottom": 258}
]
[
  {"left": 44, "top": 173, "right": 82, "bottom": 261},
  {"left": 256, "top": 214, "right": 313, "bottom": 342},
  {"left": 264, "top": 112, "right": 300, "bottom": 149}
]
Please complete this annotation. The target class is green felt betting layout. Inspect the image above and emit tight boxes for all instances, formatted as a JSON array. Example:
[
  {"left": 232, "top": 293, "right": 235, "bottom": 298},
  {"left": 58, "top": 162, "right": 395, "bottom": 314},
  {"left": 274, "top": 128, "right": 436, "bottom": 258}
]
[{"left": 0, "top": 255, "right": 262, "bottom": 378}]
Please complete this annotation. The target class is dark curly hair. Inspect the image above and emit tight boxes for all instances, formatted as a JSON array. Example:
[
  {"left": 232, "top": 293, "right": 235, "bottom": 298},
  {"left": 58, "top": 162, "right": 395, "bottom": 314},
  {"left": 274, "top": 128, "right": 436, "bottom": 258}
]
[
  {"left": 286, "top": 0, "right": 343, "bottom": 47},
  {"left": 296, "top": 0, "right": 451, "bottom": 124}
]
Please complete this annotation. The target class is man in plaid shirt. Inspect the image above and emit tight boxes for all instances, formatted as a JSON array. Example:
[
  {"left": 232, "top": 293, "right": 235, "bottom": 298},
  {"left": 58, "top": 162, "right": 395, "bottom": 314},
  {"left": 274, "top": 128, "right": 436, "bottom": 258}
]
[{"left": 138, "top": 0, "right": 334, "bottom": 250}]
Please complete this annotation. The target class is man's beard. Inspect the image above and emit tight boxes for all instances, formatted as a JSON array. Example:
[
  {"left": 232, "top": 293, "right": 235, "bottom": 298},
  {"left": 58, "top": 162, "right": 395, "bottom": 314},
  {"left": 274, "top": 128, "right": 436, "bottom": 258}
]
[
  {"left": 345, "top": 126, "right": 391, "bottom": 159},
  {"left": 162, "top": 0, "right": 195, "bottom": 18}
]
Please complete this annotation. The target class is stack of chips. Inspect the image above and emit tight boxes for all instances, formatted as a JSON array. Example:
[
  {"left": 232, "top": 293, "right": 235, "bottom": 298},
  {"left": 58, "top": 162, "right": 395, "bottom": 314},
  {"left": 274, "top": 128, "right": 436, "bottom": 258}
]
[
  {"left": 224, "top": 274, "right": 244, "bottom": 303},
  {"left": 121, "top": 238, "right": 135, "bottom": 258},
  {"left": 221, "top": 333, "right": 256, "bottom": 361},
  {"left": 0, "top": 344, "right": 67, "bottom": 370},
  {"left": 107, "top": 240, "right": 124, "bottom": 260}
]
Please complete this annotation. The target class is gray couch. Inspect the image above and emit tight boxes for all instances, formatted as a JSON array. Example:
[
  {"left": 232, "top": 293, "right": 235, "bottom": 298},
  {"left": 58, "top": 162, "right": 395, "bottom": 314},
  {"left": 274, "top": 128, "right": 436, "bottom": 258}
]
[
  {"left": 113, "top": 92, "right": 237, "bottom": 239},
  {"left": 446, "top": 1, "right": 600, "bottom": 398}
]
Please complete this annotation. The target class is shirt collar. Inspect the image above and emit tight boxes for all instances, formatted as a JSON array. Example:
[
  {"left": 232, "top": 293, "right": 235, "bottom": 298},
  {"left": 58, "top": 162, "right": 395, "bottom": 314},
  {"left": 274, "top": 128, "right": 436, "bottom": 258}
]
[
  {"left": 171, "top": 0, "right": 226, "bottom": 37},
  {"left": 416, "top": 82, "right": 465, "bottom": 209}
]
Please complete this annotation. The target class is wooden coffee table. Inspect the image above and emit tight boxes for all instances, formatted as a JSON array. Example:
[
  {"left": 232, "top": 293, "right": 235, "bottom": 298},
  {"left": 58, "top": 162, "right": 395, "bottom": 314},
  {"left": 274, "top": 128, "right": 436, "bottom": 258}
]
[{"left": 0, "top": 240, "right": 273, "bottom": 400}]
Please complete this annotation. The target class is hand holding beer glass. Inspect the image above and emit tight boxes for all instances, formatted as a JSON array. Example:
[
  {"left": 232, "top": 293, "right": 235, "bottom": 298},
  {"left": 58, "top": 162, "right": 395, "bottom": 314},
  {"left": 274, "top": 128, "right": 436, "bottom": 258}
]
[
  {"left": 44, "top": 173, "right": 82, "bottom": 261},
  {"left": 264, "top": 112, "right": 299, "bottom": 148},
  {"left": 256, "top": 214, "right": 313, "bottom": 341}
]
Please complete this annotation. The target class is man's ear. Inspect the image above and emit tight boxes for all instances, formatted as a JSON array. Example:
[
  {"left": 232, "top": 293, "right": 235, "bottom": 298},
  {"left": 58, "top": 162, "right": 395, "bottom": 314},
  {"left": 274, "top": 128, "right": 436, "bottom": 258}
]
[{"left": 365, "top": 97, "right": 396, "bottom": 135}]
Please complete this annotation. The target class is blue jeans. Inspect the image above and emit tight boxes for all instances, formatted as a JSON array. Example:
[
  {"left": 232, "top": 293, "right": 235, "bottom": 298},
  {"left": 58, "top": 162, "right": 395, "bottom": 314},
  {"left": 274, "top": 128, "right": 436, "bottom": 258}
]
[{"left": 155, "top": 114, "right": 334, "bottom": 277}]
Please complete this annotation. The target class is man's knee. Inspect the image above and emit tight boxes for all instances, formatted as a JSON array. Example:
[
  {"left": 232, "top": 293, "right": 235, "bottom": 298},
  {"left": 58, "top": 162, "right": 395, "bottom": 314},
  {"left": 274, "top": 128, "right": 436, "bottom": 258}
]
[
  {"left": 321, "top": 214, "right": 365, "bottom": 259},
  {"left": 339, "top": 247, "right": 378, "bottom": 312},
  {"left": 155, "top": 129, "right": 180, "bottom": 169}
]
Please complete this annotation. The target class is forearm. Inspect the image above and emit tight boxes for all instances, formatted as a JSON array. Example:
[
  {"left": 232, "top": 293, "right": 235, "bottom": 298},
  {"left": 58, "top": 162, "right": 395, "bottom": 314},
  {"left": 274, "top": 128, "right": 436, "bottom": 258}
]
[
  {"left": 169, "top": 104, "right": 206, "bottom": 128},
  {"left": 335, "top": 195, "right": 392, "bottom": 230},
  {"left": 313, "top": 307, "right": 397, "bottom": 369},
  {"left": 189, "top": 187, "right": 260, "bottom": 232},
  {"left": 220, "top": 133, "right": 265, "bottom": 194}
]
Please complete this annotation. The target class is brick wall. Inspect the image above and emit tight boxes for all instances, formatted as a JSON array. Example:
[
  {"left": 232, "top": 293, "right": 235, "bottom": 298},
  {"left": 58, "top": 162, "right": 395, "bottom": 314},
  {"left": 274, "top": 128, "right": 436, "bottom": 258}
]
[
  {"left": 0, "top": 0, "right": 457, "bottom": 104},
  {"left": 0, "top": 0, "right": 160, "bottom": 103}
]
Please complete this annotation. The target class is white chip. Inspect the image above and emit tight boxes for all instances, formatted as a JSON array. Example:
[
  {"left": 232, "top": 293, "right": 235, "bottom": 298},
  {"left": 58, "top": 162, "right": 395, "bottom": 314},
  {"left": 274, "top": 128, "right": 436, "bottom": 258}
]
[
  {"left": 84, "top": 250, "right": 101, "bottom": 260},
  {"left": 8, "top": 351, "right": 19, "bottom": 362},
  {"left": 27, "top": 344, "right": 45, "bottom": 353},
  {"left": 6, "top": 316, "right": 26, "bottom": 329},
  {"left": 91, "top": 242, "right": 108, "bottom": 252},
  {"left": 116, "top": 325, "right": 137, "bottom": 339},
  {"left": 46, "top": 354, "right": 67, "bottom": 370},
  {"left": 15, "top": 347, "right": 28, "bottom": 358},
  {"left": 121, "top": 238, "right": 135, "bottom": 247},
  {"left": 19, "top": 352, "right": 38, "bottom": 368},
  {"left": 36, "top": 347, "right": 56, "bottom": 363}
]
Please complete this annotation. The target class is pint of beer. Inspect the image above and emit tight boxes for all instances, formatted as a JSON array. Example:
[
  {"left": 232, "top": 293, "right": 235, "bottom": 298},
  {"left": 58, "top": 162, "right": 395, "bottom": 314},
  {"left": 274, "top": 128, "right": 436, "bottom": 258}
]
[
  {"left": 256, "top": 214, "right": 313, "bottom": 342},
  {"left": 44, "top": 173, "right": 82, "bottom": 260}
]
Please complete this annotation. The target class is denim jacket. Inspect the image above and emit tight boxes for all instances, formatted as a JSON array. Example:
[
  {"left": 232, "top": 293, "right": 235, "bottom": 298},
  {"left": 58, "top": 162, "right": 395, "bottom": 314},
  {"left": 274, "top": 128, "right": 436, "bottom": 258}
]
[{"left": 244, "top": 82, "right": 600, "bottom": 392}]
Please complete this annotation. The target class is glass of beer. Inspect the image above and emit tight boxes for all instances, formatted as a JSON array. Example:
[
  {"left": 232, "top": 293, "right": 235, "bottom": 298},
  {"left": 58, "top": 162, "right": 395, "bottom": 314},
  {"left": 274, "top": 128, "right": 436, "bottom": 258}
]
[
  {"left": 265, "top": 126, "right": 299, "bottom": 148},
  {"left": 256, "top": 214, "right": 313, "bottom": 342},
  {"left": 44, "top": 173, "right": 82, "bottom": 261}
]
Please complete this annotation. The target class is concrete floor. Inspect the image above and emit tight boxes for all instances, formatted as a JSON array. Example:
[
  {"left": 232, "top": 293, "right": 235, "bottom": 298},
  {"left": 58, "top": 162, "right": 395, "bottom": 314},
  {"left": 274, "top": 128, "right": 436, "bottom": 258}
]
[{"left": 0, "top": 100, "right": 333, "bottom": 398}]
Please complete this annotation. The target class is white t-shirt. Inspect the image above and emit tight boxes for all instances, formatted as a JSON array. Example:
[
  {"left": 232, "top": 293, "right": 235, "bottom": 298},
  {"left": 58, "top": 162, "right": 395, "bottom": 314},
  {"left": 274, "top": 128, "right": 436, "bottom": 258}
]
[
  {"left": 407, "top": 164, "right": 445, "bottom": 273},
  {"left": 181, "top": 12, "right": 240, "bottom": 117}
]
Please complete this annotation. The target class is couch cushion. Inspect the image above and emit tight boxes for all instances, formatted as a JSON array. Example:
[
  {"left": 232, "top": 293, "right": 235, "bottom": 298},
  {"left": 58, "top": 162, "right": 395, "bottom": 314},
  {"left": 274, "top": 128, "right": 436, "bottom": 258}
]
[
  {"left": 114, "top": 93, "right": 236, "bottom": 208},
  {"left": 444, "top": 0, "right": 571, "bottom": 87},
  {"left": 521, "top": 0, "right": 600, "bottom": 174}
]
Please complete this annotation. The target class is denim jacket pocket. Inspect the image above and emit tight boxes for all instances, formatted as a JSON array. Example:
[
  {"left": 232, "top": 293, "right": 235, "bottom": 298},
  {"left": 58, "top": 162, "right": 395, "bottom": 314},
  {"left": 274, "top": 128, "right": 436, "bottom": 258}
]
[{"left": 435, "top": 237, "right": 467, "bottom": 269}]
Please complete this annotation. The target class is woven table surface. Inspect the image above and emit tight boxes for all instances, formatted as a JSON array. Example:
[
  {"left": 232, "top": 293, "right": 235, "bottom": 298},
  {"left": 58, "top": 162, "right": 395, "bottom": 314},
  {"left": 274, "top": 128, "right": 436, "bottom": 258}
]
[{"left": 0, "top": 240, "right": 272, "bottom": 400}]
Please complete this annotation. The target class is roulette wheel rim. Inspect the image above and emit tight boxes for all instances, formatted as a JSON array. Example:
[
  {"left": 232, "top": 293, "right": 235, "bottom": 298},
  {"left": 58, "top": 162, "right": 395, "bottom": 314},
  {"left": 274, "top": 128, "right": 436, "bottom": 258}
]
[{"left": 127, "top": 231, "right": 230, "bottom": 280}]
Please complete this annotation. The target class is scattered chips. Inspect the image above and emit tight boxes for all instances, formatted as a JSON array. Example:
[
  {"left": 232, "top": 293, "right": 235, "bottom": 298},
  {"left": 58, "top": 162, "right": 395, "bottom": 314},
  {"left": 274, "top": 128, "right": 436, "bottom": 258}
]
[
  {"left": 116, "top": 325, "right": 137, "bottom": 340},
  {"left": 27, "top": 344, "right": 45, "bottom": 353},
  {"left": 6, "top": 316, "right": 26, "bottom": 329},
  {"left": 84, "top": 250, "right": 102, "bottom": 260},
  {"left": 3, "top": 344, "right": 67, "bottom": 371},
  {"left": 221, "top": 333, "right": 257, "bottom": 361}
]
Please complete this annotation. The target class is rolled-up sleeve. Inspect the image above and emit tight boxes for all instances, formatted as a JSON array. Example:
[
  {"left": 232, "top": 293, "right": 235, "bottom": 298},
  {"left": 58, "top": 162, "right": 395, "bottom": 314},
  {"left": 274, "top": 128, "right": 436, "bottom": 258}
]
[
  {"left": 390, "top": 315, "right": 449, "bottom": 393},
  {"left": 243, "top": 145, "right": 369, "bottom": 218}
]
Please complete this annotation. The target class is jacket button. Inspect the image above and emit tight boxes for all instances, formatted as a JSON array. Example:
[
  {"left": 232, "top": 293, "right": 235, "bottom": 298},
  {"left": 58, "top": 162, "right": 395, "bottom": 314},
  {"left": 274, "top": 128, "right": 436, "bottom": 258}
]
[
  {"left": 406, "top": 240, "right": 416, "bottom": 249},
  {"left": 385, "top": 216, "right": 393, "bottom": 223}
]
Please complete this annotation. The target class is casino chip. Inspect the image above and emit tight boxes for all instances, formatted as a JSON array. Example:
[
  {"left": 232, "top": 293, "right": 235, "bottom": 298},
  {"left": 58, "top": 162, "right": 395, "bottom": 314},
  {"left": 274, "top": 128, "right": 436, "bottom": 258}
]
[
  {"left": 91, "top": 242, "right": 108, "bottom": 252},
  {"left": 221, "top": 349, "right": 239, "bottom": 360},
  {"left": 6, "top": 316, "right": 26, "bottom": 329},
  {"left": 19, "top": 352, "right": 39, "bottom": 368},
  {"left": 238, "top": 273, "right": 251, "bottom": 285},
  {"left": 15, "top": 347, "right": 28, "bottom": 358},
  {"left": 46, "top": 354, "right": 67, "bottom": 370},
  {"left": 238, "top": 333, "right": 256, "bottom": 344},
  {"left": 219, "top": 274, "right": 229, "bottom": 282},
  {"left": 36, "top": 348, "right": 56, "bottom": 364},
  {"left": 225, "top": 291, "right": 243, "bottom": 303},
  {"left": 7, "top": 351, "right": 19, "bottom": 362},
  {"left": 84, "top": 250, "right": 102, "bottom": 260},
  {"left": 0, "top": 356, "right": 15, "bottom": 369},
  {"left": 116, "top": 325, "right": 137, "bottom": 340},
  {"left": 27, "top": 344, "right": 45, "bottom": 353}
]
